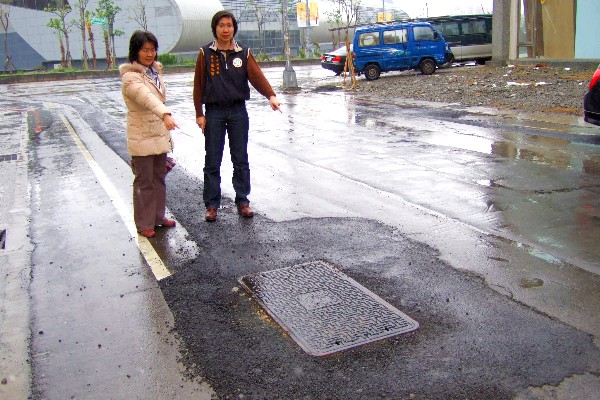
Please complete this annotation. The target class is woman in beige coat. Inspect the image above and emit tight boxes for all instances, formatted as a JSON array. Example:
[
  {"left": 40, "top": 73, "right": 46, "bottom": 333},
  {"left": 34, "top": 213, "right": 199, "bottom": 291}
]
[{"left": 120, "top": 31, "right": 178, "bottom": 238}]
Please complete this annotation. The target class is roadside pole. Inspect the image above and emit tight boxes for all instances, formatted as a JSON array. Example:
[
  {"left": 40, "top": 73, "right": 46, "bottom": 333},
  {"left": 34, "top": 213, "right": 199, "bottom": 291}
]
[
  {"left": 305, "top": 0, "right": 311, "bottom": 58},
  {"left": 282, "top": 0, "right": 298, "bottom": 89}
]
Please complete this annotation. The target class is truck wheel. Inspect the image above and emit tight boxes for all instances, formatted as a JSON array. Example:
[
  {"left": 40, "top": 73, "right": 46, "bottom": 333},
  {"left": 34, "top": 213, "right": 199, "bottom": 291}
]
[
  {"left": 365, "top": 64, "right": 381, "bottom": 81},
  {"left": 419, "top": 59, "right": 436, "bottom": 75}
]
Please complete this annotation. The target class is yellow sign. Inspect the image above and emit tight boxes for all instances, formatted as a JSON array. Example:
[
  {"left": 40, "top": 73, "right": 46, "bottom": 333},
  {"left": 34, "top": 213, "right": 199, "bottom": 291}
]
[
  {"left": 377, "top": 12, "right": 392, "bottom": 22},
  {"left": 296, "top": 2, "right": 319, "bottom": 27}
]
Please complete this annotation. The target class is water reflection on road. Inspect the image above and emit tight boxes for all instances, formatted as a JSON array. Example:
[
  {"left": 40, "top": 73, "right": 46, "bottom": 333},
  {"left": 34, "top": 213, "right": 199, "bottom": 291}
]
[{"left": 6, "top": 65, "right": 599, "bottom": 275}]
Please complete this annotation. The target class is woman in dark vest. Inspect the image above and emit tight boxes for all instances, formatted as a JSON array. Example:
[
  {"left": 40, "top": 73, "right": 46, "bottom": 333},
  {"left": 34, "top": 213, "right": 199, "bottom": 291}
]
[{"left": 193, "top": 10, "right": 280, "bottom": 222}]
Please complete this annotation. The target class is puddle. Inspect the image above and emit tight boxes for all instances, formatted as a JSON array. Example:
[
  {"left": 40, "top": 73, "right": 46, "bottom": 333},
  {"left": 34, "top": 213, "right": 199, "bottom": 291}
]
[{"left": 520, "top": 277, "right": 544, "bottom": 288}]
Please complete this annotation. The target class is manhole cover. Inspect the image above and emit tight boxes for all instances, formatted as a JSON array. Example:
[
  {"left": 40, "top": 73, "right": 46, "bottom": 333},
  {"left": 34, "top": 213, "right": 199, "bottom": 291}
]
[{"left": 238, "top": 260, "right": 419, "bottom": 356}]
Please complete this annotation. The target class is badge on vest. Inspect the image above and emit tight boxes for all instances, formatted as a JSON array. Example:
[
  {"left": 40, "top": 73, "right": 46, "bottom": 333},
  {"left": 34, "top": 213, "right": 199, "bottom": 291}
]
[{"left": 233, "top": 57, "right": 243, "bottom": 68}]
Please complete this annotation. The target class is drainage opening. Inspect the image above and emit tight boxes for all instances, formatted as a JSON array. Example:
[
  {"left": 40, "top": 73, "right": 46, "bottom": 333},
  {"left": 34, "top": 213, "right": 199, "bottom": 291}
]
[
  {"left": 0, "top": 230, "right": 5, "bottom": 250},
  {"left": 0, "top": 154, "right": 19, "bottom": 162}
]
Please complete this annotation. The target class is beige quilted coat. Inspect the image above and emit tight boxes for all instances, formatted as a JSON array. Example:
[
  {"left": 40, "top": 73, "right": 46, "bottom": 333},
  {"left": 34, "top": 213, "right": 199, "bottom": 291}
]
[{"left": 119, "top": 61, "right": 173, "bottom": 156}]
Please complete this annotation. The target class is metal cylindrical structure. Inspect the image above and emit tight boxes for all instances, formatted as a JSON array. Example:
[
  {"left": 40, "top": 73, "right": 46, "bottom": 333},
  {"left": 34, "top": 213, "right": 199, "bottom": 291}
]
[{"left": 168, "top": 0, "right": 224, "bottom": 53}]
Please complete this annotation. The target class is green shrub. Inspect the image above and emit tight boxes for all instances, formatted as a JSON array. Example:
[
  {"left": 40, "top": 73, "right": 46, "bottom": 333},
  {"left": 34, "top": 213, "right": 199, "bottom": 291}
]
[
  {"left": 256, "top": 52, "right": 271, "bottom": 62},
  {"left": 177, "top": 57, "right": 196, "bottom": 66},
  {"left": 158, "top": 53, "right": 178, "bottom": 66}
]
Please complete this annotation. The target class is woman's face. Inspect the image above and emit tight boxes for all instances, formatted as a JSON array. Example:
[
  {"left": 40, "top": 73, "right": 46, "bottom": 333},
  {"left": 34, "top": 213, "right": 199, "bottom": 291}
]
[
  {"left": 137, "top": 41, "right": 156, "bottom": 67},
  {"left": 216, "top": 16, "right": 234, "bottom": 43}
]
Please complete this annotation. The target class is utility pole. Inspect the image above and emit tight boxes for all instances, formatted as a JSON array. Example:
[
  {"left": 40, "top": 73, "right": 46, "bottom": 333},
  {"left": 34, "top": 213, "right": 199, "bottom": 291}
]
[
  {"left": 282, "top": 0, "right": 297, "bottom": 88},
  {"left": 305, "top": 0, "right": 311, "bottom": 58}
]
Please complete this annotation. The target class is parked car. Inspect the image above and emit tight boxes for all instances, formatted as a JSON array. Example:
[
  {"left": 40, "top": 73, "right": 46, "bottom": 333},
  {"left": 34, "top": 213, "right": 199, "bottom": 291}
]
[
  {"left": 321, "top": 45, "right": 352, "bottom": 75},
  {"left": 584, "top": 64, "right": 600, "bottom": 126},
  {"left": 352, "top": 21, "right": 454, "bottom": 80},
  {"left": 419, "top": 14, "right": 493, "bottom": 65}
]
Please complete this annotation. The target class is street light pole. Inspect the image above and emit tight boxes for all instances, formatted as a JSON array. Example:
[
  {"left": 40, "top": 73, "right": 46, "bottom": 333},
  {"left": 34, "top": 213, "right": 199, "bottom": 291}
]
[
  {"left": 305, "top": 0, "right": 311, "bottom": 58},
  {"left": 282, "top": 0, "right": 298, "bottom": 88}
]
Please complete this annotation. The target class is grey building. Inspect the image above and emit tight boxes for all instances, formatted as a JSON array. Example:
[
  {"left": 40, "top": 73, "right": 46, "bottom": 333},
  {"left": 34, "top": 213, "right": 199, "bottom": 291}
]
[{"left": 220, "top": 0, "right": 409, "bottom": 56}]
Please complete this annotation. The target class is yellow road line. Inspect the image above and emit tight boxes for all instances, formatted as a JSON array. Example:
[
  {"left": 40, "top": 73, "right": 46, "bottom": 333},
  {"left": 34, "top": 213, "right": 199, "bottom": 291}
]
[{"left": 59, "top": 114, "right": 172, "bottom": 281}]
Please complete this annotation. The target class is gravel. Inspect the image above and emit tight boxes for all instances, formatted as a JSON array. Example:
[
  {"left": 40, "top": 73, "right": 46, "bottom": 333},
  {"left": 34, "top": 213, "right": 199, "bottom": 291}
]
[{"left": 352, "top": 63, "right": 597, "bottom": 115}]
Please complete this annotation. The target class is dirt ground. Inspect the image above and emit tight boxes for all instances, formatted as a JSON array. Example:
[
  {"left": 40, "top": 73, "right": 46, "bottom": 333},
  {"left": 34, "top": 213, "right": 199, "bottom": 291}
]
[{"left": 352, "top": 63, "right": 598, "bottom": 115}]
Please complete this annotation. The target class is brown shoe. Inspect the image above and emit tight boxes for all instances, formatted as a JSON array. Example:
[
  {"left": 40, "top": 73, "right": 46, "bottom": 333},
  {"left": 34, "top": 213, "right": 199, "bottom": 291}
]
[
  {"left": 139, "top": 229, "right": 156, "bottom": 238},
  {"left": 156, "top": 218, "right": 176, "bottom": 228},
  {"left": 237, "top": 203, "right": 255, "bottom": 218},
  {"left": 205, "top": 208, "right": 217, "bottom": 222}
]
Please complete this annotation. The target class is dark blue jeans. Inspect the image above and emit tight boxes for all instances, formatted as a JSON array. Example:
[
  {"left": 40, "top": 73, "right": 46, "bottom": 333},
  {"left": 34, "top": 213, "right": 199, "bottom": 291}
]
[{"left": 203, "top": 103, "right": 250, "bottom": 209}]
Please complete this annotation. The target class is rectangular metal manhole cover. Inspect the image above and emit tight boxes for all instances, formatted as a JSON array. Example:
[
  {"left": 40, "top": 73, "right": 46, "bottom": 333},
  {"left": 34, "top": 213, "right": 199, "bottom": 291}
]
[{"left": 238, "top": 260, "right": 419, "bottom": 356}]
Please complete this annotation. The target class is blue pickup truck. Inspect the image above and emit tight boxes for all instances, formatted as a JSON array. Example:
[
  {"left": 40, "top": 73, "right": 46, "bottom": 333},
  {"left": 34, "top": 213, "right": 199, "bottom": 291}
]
[{"left": 353, "top": 21, "right": 454, "bottom": 80}]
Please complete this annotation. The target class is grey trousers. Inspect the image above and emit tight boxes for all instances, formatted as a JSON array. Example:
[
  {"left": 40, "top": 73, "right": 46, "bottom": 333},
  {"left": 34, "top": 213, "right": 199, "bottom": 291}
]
[{"left": 131, "top": 153, "right": 167, "bottom": 231}]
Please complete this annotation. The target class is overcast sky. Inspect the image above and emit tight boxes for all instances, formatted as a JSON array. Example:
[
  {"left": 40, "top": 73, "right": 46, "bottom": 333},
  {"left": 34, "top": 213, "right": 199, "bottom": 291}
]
[{"left": 361, "top": 0, "right": 493, "bottom": 18}]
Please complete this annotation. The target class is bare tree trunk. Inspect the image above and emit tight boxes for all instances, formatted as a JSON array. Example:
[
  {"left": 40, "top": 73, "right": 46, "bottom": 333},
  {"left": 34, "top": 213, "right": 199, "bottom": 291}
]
[
  {"left": 62, "top": 23, "right": 72, "bottom": 68},
  {"left": 110, "top": 25, "right": 116, "bottom": 68},
  {"left": 0, "top": 5, "right": 16, "bottom": 72},
  {"left": 103, "top": 29, "right": 111, "bottom": 69},
  {"left": 257, "top": 6, "right": 264, "bottom": 55},
  {"left": 86, "top": 19, "right": 97, "bottom": 69},
  {"left": 59, "top": 34, "right": 66, "bottom": 67},
  {"left": 78, "top": 5, "right": 89, "bottom": 69},
  {"left": 65, "top": 35, "right": 73, "bottom": 68}
]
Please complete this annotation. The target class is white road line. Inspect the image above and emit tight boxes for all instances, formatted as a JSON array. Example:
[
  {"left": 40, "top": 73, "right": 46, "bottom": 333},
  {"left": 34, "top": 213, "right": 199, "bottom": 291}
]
[{"left": 59, "top": 114, "right": 172, "bottom": 281}]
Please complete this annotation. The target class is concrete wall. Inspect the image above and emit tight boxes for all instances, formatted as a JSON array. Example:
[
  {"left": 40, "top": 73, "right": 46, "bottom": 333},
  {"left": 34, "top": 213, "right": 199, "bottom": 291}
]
[
  {"left": 494, "top": 0, "right": 600, "bottom": 63},
  {"left": 575, "top": 0, "right": 600, "bottom": 58},
  {"left": 490, "top": 0, "right": 510, "bottom": 65},
  {"left": 541, "top": 1, "right": 575, "bottom": 59}
]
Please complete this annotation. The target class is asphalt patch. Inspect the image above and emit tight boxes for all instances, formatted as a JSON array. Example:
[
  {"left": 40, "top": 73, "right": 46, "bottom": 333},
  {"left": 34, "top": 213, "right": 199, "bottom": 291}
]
[{"left": 159, "top": 182, "right": 600, "bottom": 400}]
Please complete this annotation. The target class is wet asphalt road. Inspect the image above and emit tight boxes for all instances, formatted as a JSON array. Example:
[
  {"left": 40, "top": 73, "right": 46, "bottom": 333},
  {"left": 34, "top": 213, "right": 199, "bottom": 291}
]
[{"left": 1, "top": 65, "right": 600, "bottom": 399}]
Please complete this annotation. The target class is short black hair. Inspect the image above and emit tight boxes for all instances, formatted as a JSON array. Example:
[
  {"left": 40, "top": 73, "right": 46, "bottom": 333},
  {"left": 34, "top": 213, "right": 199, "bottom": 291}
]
[
  {"left": 211, "top": 10, "right": 238, "bottom": 38},
  {"left": 128, "top": 30, "right": 159, "bottom": 63}
]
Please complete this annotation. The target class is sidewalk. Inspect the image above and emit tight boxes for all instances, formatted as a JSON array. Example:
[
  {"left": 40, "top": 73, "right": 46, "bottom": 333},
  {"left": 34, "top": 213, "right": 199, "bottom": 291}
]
[
  {"left": 0, "top": 101, "right": 215, "bottom": 399},
  {"left": 0, "top": 100, "right": 33, "bottom": 399}
]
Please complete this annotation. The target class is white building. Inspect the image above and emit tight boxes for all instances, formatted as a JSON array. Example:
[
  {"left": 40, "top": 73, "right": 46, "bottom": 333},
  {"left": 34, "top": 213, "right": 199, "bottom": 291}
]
[
  {"left": 1, "top": 0, "right": 413, "bottom": 71},
  {"left": 1, "top": 0, "right": 223, "bottom": 71}
]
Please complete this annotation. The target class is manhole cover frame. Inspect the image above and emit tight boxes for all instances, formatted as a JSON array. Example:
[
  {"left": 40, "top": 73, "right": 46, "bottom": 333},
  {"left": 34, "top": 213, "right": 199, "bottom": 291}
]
[{"left": 238, "top": 260, "right": 419, "bottom": 356}]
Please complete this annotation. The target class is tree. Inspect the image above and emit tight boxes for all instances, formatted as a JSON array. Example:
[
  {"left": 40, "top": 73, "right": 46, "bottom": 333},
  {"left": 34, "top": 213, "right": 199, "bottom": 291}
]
[
  {"left": 72, "top": 0, "right": 90, "bottom": 69},
  {"left": 85, "top": 11, "right": 97, "bottom": 69},
  {"left": 0, "top": 0, "right": 16, "bottom": 72},
  {"left": 102, "top": 28, "right": 111, "bottom": 69},
  {"left": 248, "top": 0, "right": 267, "bottom": 57},
  {"left": 128, "top": 0, "right": 148, "bottom": 30},
  {"left": 95, "top": 0, "right": 121, "bottom": 68},
  {"left": 326, "top": 6, "right": 343, "bottom": 49},
  {"left": 46, "top": 0, "right": 73, "bottom": 69},
  {"left": 248, "top": 0, "right": 280, "bottom": 59},
  {"left": 325, "top": 0, "right": 360, "bottom": 88}
]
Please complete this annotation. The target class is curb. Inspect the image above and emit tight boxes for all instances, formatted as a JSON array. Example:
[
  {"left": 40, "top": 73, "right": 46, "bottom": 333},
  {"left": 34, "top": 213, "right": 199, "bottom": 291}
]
[{"left": 0, "top": 59, "right": 322, "bottom": 85}]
